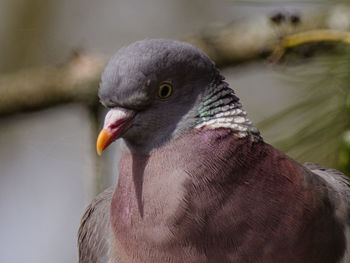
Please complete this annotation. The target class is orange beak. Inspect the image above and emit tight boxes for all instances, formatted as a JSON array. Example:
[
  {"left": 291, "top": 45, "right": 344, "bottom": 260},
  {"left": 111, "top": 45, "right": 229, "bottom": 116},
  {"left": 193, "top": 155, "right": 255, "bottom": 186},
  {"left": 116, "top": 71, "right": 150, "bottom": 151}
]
[
  {"left": 96, "top": 129, "right": 113, "bottom": 156},
  {"left": 96, "top": 108, "right": 135, "bottom": 155}
]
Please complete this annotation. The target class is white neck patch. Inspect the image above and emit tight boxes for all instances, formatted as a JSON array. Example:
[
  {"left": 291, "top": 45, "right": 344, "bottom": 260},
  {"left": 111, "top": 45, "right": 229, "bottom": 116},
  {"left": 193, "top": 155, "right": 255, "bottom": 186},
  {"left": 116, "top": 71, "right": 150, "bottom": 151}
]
[{"left": 195, "top": 81, "right": 261, "bottom": 141}]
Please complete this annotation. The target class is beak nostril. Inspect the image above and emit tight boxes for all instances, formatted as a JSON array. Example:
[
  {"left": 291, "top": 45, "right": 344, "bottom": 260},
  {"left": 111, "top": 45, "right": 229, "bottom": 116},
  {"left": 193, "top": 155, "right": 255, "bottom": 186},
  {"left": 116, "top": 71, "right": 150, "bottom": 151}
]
[{"left": 109, "top": 118, "right": 128, "bottom": 129}]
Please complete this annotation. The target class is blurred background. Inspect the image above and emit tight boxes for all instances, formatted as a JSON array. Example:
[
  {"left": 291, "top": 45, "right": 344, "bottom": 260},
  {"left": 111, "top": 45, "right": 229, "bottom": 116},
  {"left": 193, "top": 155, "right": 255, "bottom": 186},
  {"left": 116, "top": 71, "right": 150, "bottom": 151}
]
[{"left": 1, "top": 0, "right": 350, "bottom": 262}]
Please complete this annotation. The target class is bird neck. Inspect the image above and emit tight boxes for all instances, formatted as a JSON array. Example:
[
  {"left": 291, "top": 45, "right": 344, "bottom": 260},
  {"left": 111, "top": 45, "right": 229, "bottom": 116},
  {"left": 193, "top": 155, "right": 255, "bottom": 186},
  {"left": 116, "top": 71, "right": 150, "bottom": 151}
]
[{"left": 196, "top": 77, "right": 261, "bottom": 141}]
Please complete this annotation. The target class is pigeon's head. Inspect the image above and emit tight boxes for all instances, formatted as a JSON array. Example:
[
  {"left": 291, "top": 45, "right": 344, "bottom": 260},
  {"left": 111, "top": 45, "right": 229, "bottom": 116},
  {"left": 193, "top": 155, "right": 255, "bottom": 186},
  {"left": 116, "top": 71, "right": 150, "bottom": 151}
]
[{"left": 97, "top": 39, "right": 220, "bottom": 154}]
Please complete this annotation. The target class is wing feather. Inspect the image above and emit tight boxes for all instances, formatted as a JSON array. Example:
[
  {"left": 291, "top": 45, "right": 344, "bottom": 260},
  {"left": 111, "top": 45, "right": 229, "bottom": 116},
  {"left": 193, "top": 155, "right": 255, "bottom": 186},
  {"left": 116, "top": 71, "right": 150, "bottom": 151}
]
[
  {"left": 303, "top": 162, "right": 350, "bottom": 199},
  {"left": 78, "top": 187, "right": 114, "bottom": 263}
]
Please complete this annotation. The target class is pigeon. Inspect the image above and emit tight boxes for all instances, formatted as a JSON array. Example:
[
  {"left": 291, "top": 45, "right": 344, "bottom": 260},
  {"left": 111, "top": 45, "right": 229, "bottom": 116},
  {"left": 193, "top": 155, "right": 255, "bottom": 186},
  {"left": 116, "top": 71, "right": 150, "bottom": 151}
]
[{"left": 78, "top": 39, "right": 350, "bottom": 263}]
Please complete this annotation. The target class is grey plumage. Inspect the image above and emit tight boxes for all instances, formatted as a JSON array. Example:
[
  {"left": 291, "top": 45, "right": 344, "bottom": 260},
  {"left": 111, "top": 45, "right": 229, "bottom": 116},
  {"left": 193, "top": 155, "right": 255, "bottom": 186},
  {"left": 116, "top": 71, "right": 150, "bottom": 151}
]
[
  {"left": 78, "top": 187, "right": 113, "bottom": 263},
  {"left": 304, "top": 162, "right": 350, "bottom": 222},
  {"left": 79, "top": 39, "right": 350, "bottom": 263},
  {"left": 98, "top": 39, "right": 218, "bottom": 153}
]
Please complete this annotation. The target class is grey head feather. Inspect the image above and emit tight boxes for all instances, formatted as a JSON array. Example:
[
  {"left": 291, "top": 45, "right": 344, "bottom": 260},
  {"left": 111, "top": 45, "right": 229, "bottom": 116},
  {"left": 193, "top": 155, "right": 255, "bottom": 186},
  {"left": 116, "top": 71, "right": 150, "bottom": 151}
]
[
  {"left": 98, "top": 39, "right": 258, "bottom": 153},
  {"left": 99, "top": 39, "right": 216, "bottom": 110}
]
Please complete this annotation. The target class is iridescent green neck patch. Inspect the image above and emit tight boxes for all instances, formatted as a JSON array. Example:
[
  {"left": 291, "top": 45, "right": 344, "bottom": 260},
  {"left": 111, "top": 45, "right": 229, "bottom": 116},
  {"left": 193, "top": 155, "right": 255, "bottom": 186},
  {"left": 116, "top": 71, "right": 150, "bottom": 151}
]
[{"left": 196, "top": 81, "right": 260, "bottom": 140}]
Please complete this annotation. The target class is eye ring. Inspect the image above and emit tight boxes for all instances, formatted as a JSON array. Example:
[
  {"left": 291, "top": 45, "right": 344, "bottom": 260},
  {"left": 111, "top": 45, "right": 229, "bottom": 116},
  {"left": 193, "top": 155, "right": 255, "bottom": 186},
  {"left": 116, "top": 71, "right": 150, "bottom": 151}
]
[{"left": 158, "top": 83, "right": 173, "bottom": 99}]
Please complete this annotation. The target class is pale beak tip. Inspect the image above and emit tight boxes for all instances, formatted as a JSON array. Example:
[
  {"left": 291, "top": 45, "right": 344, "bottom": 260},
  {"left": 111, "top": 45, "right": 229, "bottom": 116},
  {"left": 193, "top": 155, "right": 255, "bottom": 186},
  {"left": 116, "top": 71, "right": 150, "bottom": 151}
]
[{"left": 96, "top": 148, "right": 103, "bottom": 156}]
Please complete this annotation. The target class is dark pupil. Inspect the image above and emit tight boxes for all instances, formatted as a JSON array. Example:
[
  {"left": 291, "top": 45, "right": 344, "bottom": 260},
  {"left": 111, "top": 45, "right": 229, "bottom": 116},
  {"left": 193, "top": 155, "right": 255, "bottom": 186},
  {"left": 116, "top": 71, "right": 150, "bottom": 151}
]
[{"left": 161, "top": 86, "right": 170, "bottom": 97}]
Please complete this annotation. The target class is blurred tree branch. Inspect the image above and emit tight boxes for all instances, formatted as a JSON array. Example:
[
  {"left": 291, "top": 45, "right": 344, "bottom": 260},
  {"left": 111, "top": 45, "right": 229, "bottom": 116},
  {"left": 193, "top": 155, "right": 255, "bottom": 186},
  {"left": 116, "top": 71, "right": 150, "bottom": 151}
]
[
  {"left": 1, "top": 5, "right": 350, "bottom": 117},
  {"left": 0, "top": 53, "right": 105, "bottom": 116},
  {"left": 270, "top": 29, "right": 350, "bottom": 61}
]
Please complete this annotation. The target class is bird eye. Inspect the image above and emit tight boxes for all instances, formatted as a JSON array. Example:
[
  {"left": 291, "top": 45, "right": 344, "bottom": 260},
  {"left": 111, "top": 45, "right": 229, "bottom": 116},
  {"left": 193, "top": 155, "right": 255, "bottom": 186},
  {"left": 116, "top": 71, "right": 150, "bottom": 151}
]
[{"left": 158, "top": 83, "right": 173, "bottom": 99}]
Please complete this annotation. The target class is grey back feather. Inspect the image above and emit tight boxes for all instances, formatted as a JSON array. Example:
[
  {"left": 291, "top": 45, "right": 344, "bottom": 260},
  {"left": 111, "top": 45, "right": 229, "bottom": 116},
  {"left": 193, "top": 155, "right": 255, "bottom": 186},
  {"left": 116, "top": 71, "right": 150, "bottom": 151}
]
[
  {"left": 303, "top": 162, "right": 350, "bottom": 234},
  {"left": 78, "top": 187, "right": 113, "bottom": 263},
  {"left": 304, "top": 162, "right": 350, "bottom": 202}
]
